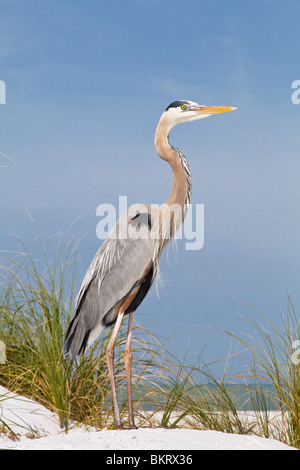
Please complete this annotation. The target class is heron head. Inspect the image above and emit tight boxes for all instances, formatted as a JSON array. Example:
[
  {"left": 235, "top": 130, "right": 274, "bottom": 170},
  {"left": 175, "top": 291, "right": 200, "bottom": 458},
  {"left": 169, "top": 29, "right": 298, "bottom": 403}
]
[{"left": 164, "top": 100, "right": 236, "bottom": 127}]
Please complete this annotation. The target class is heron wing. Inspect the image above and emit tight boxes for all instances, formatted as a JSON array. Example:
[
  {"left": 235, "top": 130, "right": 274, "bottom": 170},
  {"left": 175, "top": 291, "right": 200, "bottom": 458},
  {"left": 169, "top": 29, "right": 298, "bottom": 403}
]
[{"left": 63, "top": 205, "right": 157, "bottom": 360}]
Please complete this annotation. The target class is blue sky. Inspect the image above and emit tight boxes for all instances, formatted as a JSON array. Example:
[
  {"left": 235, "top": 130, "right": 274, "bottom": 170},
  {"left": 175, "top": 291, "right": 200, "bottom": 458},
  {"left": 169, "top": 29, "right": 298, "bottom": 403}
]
[{"left": 1, "top": 0, "right": 300, "bottom": 376}]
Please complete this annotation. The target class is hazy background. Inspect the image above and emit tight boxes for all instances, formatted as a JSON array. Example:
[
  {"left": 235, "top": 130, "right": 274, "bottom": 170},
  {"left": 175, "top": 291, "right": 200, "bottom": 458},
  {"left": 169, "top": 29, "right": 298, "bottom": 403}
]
[{"left": 1, "top": 0, "right": 300, "bottom": 376}]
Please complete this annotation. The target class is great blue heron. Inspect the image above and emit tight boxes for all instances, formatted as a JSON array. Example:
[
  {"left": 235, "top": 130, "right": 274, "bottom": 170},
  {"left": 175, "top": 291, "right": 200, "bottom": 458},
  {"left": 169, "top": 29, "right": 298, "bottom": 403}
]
[{"left": 63, "top": 100, "right": 236, "bottom": 429}]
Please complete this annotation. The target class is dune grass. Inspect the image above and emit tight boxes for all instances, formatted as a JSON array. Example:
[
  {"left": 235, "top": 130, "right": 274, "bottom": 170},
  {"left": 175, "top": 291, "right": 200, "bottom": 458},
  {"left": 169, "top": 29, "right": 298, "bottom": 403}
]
[
  {"left": 224, "top": 296, "right": 300, "bottom": 447},
  {"left": 0, "top": 234, "right": 177, "bottom": 430},
  {"left": 0, "top": 235, "right": 299, "bottom": 448}
]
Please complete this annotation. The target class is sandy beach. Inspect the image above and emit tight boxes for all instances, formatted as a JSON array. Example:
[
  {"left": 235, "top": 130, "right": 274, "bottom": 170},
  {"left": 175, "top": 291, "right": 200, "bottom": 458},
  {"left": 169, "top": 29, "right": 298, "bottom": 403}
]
[{"left": 0, "top": 385, "right": 295, "bottom": 450}]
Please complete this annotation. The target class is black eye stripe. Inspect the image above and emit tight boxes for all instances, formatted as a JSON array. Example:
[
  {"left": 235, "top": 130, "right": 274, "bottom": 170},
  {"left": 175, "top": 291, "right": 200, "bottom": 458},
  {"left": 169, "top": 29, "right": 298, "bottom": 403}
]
[{"left": 165, "top": 100, "right": 190, "bottom": 111}]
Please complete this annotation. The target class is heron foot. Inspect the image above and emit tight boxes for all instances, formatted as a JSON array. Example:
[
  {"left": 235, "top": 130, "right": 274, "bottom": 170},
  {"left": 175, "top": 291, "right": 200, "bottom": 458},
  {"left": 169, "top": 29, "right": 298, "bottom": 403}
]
[{"left": 115, "top": 423, "right": 137, "bottom": 430}]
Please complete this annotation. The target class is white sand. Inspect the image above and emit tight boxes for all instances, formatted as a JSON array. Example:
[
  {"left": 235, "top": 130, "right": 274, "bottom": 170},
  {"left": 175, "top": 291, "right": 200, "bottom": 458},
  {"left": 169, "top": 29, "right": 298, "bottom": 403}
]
[{"left": 0, "top": 386, "right": 295, "bottom": 450}]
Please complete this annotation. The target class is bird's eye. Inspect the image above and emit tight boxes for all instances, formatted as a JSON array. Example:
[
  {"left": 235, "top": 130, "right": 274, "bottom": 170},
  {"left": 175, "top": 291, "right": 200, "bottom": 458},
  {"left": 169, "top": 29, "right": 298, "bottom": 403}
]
[{"left": 181, "top": 104, "right": 187, "bottom": 110}]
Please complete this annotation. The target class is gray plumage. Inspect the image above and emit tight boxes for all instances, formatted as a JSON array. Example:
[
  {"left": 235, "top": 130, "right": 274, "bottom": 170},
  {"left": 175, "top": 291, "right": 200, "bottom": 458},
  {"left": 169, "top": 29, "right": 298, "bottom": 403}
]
[{"left": 63, "top": 204, "right": 158, "bottom": 361}]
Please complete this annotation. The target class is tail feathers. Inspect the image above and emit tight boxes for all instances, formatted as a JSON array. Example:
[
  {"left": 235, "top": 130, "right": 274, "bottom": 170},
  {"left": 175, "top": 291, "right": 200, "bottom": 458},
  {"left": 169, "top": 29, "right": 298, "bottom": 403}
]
[
  {"left": 63, "top": 314, "right": 105, "bottom": 362},
  {"left": 63, "top": 315, "right": 90, "bottom": 362}
]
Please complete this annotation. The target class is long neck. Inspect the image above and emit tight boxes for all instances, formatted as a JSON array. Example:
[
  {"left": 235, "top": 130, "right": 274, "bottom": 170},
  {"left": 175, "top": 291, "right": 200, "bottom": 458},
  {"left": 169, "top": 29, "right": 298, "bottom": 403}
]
[{"left": 154, "top": 114, "right": 192, "bottom": 214}]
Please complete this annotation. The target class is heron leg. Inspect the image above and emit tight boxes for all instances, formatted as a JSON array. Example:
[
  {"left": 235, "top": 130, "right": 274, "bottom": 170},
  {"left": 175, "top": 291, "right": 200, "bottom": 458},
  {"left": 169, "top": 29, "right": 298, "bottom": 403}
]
[
  {"left": 106, "top": 289, "right": 139, "bottom": 430},
  {"left": 124, "top": 310, "right": 136, "bottom": 429},
  {"left": 106, "top": 311, "right": 125, "bottom": 429}
]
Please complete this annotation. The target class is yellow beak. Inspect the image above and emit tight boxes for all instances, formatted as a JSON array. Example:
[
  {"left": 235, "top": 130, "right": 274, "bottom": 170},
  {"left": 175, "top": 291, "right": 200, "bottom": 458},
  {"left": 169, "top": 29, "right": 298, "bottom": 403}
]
[{"left": 196, "top": 105, "right": 237, "bottom": 114}]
